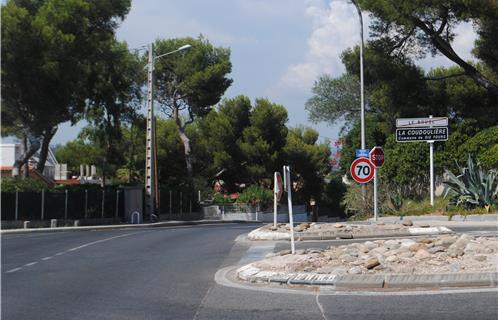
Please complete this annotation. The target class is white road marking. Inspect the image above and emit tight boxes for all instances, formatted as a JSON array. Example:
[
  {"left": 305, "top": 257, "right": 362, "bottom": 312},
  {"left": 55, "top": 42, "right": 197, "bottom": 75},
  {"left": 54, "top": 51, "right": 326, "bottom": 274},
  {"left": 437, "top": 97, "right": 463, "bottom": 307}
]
[
  {"left": 55, "top": 252, "right": 64, "bottom": 256},
  {"left": 66, "top": 233, "right": 134, "bottom": 252},
  {"left": 5, "top": 267, "right": 22, "bottom": 273},
  {"left": 24, "top": 262, "right": 38, "bottom": 267},
  {"left": 41, "top": 256, "right": 53, "bottom": 261}
]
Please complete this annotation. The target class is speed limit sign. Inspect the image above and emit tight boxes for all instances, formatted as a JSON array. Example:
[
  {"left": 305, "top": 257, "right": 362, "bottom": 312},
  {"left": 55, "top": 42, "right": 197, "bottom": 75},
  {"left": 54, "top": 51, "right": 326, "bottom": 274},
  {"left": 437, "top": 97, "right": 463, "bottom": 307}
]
[{"left": 350, "top": 157, "right": 375, "bottom": 183}]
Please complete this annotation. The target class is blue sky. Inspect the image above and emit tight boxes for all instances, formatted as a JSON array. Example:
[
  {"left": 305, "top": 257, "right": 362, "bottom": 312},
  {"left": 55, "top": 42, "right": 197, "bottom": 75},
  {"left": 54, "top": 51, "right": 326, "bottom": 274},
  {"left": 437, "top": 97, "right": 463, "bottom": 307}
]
[{"left": 52, "top": 0, "right": 476, "bottom": 145}]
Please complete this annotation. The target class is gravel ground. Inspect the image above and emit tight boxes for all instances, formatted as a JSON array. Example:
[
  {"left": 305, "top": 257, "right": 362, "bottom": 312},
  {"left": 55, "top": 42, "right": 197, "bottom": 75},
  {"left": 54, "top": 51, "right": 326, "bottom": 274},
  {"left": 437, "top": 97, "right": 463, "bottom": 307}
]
[{"left": 253, "top": 234, "right": 498, "bottom": 275}]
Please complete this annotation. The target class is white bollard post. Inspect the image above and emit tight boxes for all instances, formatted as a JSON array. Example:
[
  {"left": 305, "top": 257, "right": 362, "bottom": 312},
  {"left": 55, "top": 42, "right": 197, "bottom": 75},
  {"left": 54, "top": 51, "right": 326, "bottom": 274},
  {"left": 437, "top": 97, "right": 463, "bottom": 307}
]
[
  {"left": 284, "top": 166, "right": 296, "bottom": 254},
  {"left": 274, "top": 172, "right": 278, "bottom": 228}
]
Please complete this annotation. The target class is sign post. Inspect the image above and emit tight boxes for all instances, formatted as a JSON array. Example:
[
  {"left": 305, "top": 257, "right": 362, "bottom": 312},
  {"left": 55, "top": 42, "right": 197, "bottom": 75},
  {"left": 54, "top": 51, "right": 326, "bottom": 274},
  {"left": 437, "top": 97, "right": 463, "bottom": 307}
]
[
  {"left": 369, "top": 147, "right": 384, "bottom": 221},
  {"left": 396, "top": 116, "right": 448, "bottom": 207},
  {"left": 283, "top": 166, "right": 295, "bottom": 254},
  {"left": 273, "top": 172, "right": 283, "bottom": 229}
]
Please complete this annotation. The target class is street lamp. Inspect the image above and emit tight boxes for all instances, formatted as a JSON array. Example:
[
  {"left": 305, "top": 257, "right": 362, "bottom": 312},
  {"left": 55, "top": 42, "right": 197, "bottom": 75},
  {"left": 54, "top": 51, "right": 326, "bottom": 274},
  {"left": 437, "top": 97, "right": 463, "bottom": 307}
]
[
  {"left": 145, "top": 43, "right": 191, "bottom": 220},
  {"left": 350, "top": 0, "right": 365, "bottom": 150}
]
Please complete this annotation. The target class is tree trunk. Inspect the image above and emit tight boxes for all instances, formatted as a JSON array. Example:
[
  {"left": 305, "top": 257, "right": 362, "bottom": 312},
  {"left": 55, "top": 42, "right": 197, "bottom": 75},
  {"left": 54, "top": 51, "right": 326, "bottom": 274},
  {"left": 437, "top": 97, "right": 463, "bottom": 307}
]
[
  {"left": 173, "top": 107, "right": 194, "bottom": 180},
  {"left": 12, "top": 131, "right": 41, "bottom": 178},
  {"left": 36, "top": 127, "right": 57, "bottom": 174}
]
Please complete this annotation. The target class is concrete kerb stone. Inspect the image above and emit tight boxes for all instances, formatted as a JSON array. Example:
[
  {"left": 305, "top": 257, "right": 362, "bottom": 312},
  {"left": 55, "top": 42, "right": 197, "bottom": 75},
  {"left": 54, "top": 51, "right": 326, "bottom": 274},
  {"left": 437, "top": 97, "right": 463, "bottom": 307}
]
[
  {"left": 0, "top": 219, "right": 260, "bottom": 235},
  {"left": 235, "top": 263, "right": 498, "bottom": 290},
  {"left": 247, "top": 226, "right": 453, "bottom": 241}
]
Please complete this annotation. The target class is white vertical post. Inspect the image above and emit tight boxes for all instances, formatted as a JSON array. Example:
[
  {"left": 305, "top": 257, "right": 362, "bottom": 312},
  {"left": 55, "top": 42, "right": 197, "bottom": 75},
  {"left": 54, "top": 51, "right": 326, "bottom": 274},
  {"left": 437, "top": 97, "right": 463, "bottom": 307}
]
[
  {"left": 273, "top": 172, "right": 278, "bottom": 228},
  {"left": 15, "top": 190, "right": 19, "bottom": 221},
  {"left": 430, "top": 141, "right": 434, "bottom": 206},
  {"left": 64, "top": 189, "right": 68, "bottom": 220},
  {"left": 198, "top": 190, "right": 201, "bottom": 203},
  {"left": 373, "top": 169, "right": 378, "bottom": 221},
  {"left": 284, "top": 166, "right": 296, "bottom": 254},
  {"left": 429, "top": 115, "right": 434, "bottom": 207}
]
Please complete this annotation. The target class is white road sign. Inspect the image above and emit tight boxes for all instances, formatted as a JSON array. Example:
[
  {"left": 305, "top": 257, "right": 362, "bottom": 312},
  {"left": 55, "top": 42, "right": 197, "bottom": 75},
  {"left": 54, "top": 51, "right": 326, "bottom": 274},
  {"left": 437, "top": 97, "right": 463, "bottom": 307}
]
[{"left": 396, "top": 117, "right": 448, "bottom": 128}]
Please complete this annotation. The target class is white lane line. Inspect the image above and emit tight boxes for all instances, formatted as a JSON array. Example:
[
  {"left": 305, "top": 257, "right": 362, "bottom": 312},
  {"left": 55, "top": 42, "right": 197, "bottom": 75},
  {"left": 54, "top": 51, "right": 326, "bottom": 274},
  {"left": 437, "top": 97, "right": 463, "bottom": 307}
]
[
  {"left": 5, "top": 267, "right": 22, "bottom": 273},
  {"left": 24, "top": 262, "right": 38, "bottom": 267},
  {"left": 66, "top": 233, "right": 134, "bottom": 252},
  {"left": 55, "top": 252, "right": 64, "bottom": 256},
  {"left": 41, "top": 256, "right": 53, "bottom": 261}
]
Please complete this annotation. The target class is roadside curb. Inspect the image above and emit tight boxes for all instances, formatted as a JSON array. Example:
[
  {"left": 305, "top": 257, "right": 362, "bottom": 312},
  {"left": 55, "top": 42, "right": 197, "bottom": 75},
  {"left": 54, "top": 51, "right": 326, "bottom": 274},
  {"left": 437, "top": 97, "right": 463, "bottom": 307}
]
[
  {"left": 236, "top": 263, "right": 498, "bottom": 290},
  {"left": 247, "top": 226, "right": 453, "bottom": 241},
  {"left": 0, "top": 220, "right": 261, "bottom": 235}
]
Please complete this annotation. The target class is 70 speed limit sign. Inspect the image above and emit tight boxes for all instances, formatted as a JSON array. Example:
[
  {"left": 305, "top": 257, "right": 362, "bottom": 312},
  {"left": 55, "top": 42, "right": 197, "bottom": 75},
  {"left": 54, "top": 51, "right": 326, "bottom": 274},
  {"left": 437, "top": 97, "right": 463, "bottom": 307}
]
[{"left": 350, "top": 157, "right": 375, "bottom": 183}]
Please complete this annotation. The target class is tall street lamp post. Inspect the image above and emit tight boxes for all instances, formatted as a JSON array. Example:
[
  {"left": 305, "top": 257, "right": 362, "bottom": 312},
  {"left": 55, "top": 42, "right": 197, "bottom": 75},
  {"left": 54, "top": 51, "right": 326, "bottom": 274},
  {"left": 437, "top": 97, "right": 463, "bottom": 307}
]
[{"left": 145, "top": 43, "right": 192, "bottom": 220}]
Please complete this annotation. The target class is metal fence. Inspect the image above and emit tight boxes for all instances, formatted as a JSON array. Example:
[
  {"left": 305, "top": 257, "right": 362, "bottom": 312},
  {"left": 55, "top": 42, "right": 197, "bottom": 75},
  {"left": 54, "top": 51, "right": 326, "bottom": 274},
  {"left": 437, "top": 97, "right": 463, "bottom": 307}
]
[
  {"left": 1, "top": 189, "right": 125, "bottom": 221},
  {"left": 1, "top": 188, "right": 202, "bottom": 222}
]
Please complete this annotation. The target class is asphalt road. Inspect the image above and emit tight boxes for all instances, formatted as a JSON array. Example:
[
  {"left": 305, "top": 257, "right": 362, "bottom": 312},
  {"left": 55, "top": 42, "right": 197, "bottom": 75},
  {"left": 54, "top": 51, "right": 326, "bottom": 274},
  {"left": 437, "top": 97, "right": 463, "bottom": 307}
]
[{"left": 2, "top": 224, "right": 497, "bottom": 320}]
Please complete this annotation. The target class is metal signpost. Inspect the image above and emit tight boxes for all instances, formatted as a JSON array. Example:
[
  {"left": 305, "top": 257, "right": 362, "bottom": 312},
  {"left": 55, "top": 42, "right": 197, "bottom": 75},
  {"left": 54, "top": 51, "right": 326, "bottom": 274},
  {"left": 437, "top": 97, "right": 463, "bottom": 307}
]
[
  {"left": 369, "top": 147, "right": 384, "bottom": 221},
  {"left": 396, "top": 116, "right": 448, "bottom": 206},
  {"left": 283, "top": 166, "right": 295, "bottom": 254},
  {"left": 273, "top": 172, "right": 283, "bottom": 229}
]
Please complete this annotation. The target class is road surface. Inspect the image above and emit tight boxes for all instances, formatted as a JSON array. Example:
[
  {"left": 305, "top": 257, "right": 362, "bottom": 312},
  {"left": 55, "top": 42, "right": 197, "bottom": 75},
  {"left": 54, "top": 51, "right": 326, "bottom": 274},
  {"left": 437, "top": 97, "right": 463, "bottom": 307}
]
[{"left": 2, "top": 224, "right": 497, "bottom": 320}]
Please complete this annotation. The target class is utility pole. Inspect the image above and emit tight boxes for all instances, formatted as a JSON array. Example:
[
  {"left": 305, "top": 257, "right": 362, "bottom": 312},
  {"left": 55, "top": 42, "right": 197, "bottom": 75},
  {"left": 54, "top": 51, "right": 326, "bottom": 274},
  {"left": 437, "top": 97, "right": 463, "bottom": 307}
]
[{"left": 145, "top": 43, "right": 156, "bottom": 220}]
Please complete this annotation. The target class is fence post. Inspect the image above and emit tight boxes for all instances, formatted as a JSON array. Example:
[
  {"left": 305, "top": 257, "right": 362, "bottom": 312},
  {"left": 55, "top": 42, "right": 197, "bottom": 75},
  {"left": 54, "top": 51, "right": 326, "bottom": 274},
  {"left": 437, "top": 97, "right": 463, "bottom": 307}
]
[
  {"left": 115, "top": 190, "right": 119, "bottom": 218},
  {"left": 180, "top": 192, "right": 183, "bottom": 216},
  {"left": 101, "top": 189, "right": 105, "bottom": 218},
  {"left": 64, "top": 189, "right": 68, "bottom": 220},
  {"left": 84, "top": 189, "right": 88, "bottom": 219},
  {"left": 15, "top": 190, "right": 19, "bottom": 221},
  {"left": 41, "top": 189, "right": 45, "bottom": 220},
  {"left": 169, "top": 190, "right": 172, "bottom": 220}
]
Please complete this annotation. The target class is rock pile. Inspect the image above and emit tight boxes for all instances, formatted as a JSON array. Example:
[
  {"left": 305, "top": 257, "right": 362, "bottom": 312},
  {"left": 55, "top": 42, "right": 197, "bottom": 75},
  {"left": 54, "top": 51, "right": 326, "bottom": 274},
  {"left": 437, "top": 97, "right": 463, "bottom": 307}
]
[{"left": 254, "top": 234, "right": 498, "bottom": 275}]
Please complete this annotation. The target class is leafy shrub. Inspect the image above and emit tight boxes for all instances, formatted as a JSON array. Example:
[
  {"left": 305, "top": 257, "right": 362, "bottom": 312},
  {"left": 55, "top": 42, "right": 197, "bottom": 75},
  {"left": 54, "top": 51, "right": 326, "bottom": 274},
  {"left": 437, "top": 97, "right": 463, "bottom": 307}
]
[
  {"left": 236, "top": 185, "right": 272, "bottom": 207},
  {"left": 212, "top": 193, "right": 234, "bottom": 204},
  {"left": 0, "top": 177, "right": 47, "bottom": 192},
  {"left": 341, "top": 183, "right": 374, "bottom": 220},
  {"left": 443, "top": 155, "right": 498, "bottom": 211}
]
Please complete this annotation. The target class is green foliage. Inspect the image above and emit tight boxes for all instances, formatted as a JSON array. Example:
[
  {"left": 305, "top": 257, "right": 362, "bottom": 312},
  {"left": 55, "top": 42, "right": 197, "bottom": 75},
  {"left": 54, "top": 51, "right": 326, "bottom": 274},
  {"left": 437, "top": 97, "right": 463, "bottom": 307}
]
[
  {"left": 1, "top": 0, "right": 132, "bottom": 168},
  {"left": 320, "top": 173, "right": 347, "bottom": 217},
  {"left": 341, "top": 183, "right": 374, "bottom": 220},
  {"left": 357, "top": 0, "right": 498, "bottom": 94},
  {"left": 236, "top": 185, "right": 272, "bottom": 207},
  {"left": 1, "top": 177, "right": 47, "bottom": 192},
  {"left": 55, "top": 139, "right": 102, "bottom": 174},
  {"left": 305, "top": 74, "right": 360, "bottom": 131},
  {"left": 213, "top": 193, "right": 234, "bottom": 204},
  {"left": 443, "top": 155, "right": 498, "bottom": 210},
  {"left": 283, "top": 126, "right": 331, "bottom": 205}
]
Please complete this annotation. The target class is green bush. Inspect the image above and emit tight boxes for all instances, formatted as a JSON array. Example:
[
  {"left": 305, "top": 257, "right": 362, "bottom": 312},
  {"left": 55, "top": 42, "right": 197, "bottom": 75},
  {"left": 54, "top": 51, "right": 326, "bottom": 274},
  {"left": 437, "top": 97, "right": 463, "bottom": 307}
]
[
  {"left": 0, "top": 177, "right": 47, "bottom": 192},
  {"left": 236, "top": 185, "right": 272, "bottom": 207},
  {"left": 213, "top": 193, "right": 234, "bottom": 204}
]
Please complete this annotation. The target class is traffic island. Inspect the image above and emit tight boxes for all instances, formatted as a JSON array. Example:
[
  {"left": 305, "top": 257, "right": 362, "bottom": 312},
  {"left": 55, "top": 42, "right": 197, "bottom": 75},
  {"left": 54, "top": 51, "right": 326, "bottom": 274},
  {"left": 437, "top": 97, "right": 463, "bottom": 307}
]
[
  {"left": 247, "top": 222, "right": 453, "bottom": 241},
  {"left": 237, "top": 234, "right": 498, "bottom": 290}
]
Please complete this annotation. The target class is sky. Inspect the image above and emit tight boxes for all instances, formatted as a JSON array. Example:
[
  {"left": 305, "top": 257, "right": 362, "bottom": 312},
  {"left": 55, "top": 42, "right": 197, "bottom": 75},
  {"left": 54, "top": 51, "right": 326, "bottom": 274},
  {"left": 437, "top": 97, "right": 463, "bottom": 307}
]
[{"left": 51, "top": 0, "right": 477, "bottom": 145}]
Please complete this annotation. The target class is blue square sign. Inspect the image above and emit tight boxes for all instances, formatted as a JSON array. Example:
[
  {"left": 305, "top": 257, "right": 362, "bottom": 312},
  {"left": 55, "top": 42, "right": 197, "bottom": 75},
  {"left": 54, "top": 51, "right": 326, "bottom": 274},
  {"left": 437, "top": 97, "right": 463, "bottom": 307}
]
[{"left": 355, "top": 149, "right": 369, "bottom": 158}]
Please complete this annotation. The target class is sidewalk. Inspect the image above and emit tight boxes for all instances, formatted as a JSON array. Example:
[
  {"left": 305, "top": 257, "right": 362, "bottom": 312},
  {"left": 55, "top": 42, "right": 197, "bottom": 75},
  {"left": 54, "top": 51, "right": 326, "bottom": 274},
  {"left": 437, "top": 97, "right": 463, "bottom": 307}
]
[{"left": 369, "top": 214, "right": 498, "bottom": 227}]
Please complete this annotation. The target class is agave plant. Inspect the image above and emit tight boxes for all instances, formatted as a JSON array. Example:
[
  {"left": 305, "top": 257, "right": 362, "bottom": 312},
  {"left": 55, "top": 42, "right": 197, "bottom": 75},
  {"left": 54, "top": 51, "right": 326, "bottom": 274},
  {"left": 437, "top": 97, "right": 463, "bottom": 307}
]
[{"left": 443, "top": 155, "right": 498, "bottom": 211}]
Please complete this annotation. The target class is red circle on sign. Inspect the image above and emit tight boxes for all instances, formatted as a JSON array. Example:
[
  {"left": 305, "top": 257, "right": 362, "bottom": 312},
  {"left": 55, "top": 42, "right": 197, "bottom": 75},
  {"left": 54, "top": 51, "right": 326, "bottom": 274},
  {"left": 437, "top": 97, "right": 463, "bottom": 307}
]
[
  {"left": 369, "top": 146, "right": 384, "bottom": 168},
  {"left": 350, "top": 157, "right": 375, "bottom": 183}
]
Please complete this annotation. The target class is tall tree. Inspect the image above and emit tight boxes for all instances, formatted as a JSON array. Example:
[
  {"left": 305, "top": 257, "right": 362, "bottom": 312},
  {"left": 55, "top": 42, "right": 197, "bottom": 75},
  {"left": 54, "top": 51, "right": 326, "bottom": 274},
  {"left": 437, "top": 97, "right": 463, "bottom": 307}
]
[
  {"left": 153, "top": 36, "right": 232, "bottom": 180},
  {"left": 1, "top": 0, "right": 131, "bottom": 176},
  {"left": 357, "top": 0, "right": 498, "bottom": 95}
]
